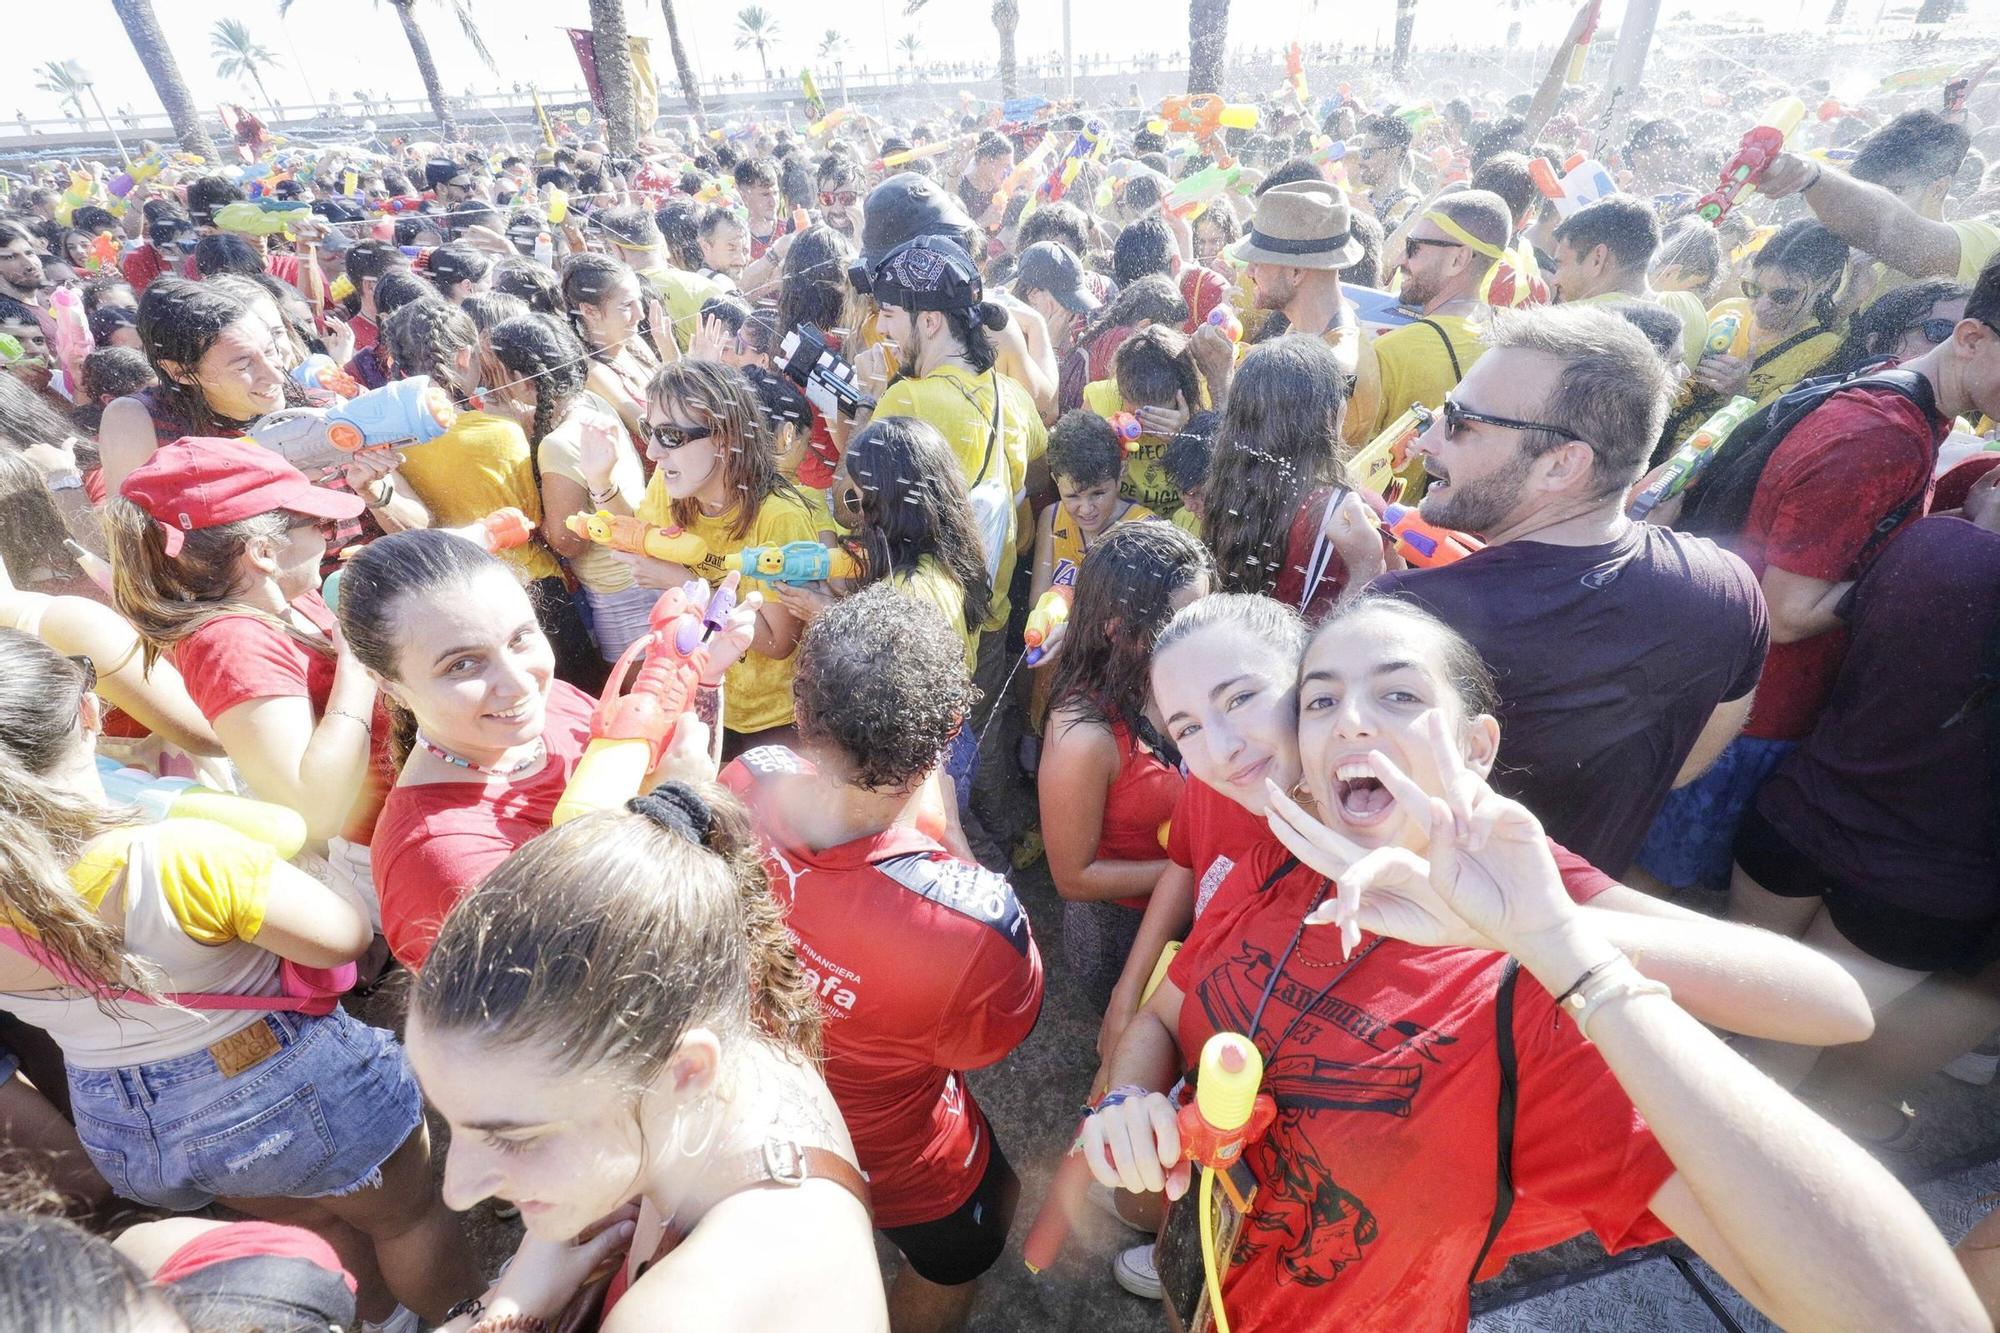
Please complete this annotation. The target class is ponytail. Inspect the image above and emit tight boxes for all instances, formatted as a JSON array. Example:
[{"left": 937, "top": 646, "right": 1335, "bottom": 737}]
[{"left": 103, "top": 498, "right": 301, "bottom": 670}]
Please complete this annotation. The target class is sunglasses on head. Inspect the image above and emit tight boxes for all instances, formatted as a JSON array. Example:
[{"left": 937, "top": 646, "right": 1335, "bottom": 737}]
[
  {"left": 647, "top": 421, "right": 714, "bottom": 449},
  {"left": 66, "top": 654, "right": 96, "bottom": 693},
  {"left": 1412, "top": 398, "right": 1587, "bottom": 445}
]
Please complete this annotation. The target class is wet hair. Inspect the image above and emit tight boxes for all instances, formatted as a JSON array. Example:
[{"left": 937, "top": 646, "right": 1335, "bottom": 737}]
[
  {"left": 560, "top": 252, "right": 658, "bottom": 372},
  {"left": 1079, "top": 273, "right": 1187, "bottom": 350},
  {"left": 697, "top": 206, "right": 747, "bottom": 246},
  {"left": 369, "top": 269, "right": 439, "bottom": 325},
  {"left": 490, "top": 255, "right": 563, "bottom": 316},
  {"left": 648, "top": 360, "right": 805, "bottom": 539},
  {"left": 1481, "top": 304, "right": 1671, "bottom": 495},
  {"left": 794, "top": 583, "right": 978, "bottom": 792},
  {"left": 1113, "top": 324, "right": 1202, "bottom": 411},
  {"left": 1190, "top": 205, "right": 1241, "bottom": 255},
  {"left": 1851, "top": 110, "right": 1972, "bottom": 191},
  {"left": 1047, "top": 409, "right": 1123, "bottom": 489},
  {"left": 1309, "top": 592, "right": 1499, "bottom": 719},
  {"left": 414, "top": 781, "right": 823, "bottom": 1077},
  {"left": 1203, "top": 334, "right": 1350, "bottom": 597},
  {"left": 75, "top": 346, "right": 157, "bottom": 434},
  {"left": 1163, "top": 409, "right": 1220, "bottom": 496},
  {"left": 1829, "top": 277, "right": 1967, "bottom": 374},
  {"left": 972, "top": 132, "right": 1014, "bottom": 164},
  {"left": 774, "top": 228, "right": 861, "bottom": 350},
  {"left": 0, "top": 1208, "right": 178, "bottom": 1332},
  {"left": 341, "top": 239, "right": 410, "bottom": 317},
  {"left": 1609, "top": 300, "right": 1685, "bottom": 365},
  {"left": 1016, "top": 202, "right": 1092, "bottom": 260},
  {"left": 336, "top": 529, "right": 514, "bottom": 763},
  {"left": 1751, "top": 220, "right": 1850, "bottom": 328},
  {"left": 192, "top": 233, "right": 264, "bottom": 279},
  {"left": 1553, "top": 195, "right": 1660, "bottom": 274},
  {"left": 655, "top": 200, "right": 704, "bottom": 270},
  {"left": 733, "top": 156, "right": 779, "bottom": 191},
  {"left": 0, "top": 451, "right": 85, "bottom": 587},
  {"left": 382, "top": 299, "right": 480, "bottom": 407},
  {"left": 133, "top": 278, "right": 270, "bottom": 437},
  {"left": 0, "top": 373, "right": 75, "bottom": 451},
  {"left": 460, "top": 290, "right": 529, "bottom": 334},
  {"left": 1469, "top": 152, "right": 1539, "bottom": 224},
  {"left": 184, "top": 174, "right": 245, "bottom": 227},
  {"left": 1049, "top": 521, "right": 1210, "bottom": 737},
  {"left": 486, "top": 313, "right": 589, "bottom": 447},
  {"left": 1965, "top": 253, "right": 2000, "bottom": 329},
  {"left": 1358, "top": 112, "right": 1414, "bottom": 152},
  {"left": 426, "top": 242, "right": 493, "bottom": 300},
  {"left": 699, "top": 297, "right": 751, "bottom": 338},
  {"left": 1112, "top": 216, "right": 1176, "bottom": 286},
  {"left": 81, "top": 275, "right": 135, "bottom": 317},
  {"left": 0, "top": 632, "right": 149, "bottom": 995},
  {"left": 837, "top": 416, "right": 990, "bottom": 633},
  {"left": 1651, "top": 216, "right": 1724, "bottom": 299}
]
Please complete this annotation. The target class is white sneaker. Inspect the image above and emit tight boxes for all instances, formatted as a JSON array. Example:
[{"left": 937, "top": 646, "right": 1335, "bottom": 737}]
[
  {"left": 1944, "top": 1038, "right": 2000, "bottom": 1086},
  {"left": 362, "top": 1308, "right": 421, "bottom": 1333},
  {"left": 1087, "top": 1181, "right": 1152, "bottom": 1234},
  {"left": 1113, "top": 1243, "right": 1162, "bottom": 1300}
]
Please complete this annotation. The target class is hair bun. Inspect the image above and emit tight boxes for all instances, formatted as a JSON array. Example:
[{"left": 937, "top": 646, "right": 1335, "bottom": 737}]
[
  {"left": 627, "top": 781, "right": 715, "bottom": 844},
  {"left": 975, "top": 300, "right": 1011, "bottom": 333}
]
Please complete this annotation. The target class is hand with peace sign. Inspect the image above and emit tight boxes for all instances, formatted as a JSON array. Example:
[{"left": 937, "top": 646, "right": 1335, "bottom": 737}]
[{"left": 1264, "top": 710, "right": 1577, "bottom": 958}]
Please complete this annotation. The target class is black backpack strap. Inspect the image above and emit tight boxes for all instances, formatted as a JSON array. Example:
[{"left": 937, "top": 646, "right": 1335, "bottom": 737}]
[
  {"left": 1414, "top": 317, "right": 1465, "bottom": 381},
  {"left": 1468, "top": 957, "right": 1522, "bottom": 1288}
]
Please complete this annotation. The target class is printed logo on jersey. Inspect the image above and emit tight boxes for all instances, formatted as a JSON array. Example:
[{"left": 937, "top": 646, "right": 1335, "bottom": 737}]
[
  {"left": 875, "top": 853, "right": 1032, "bottom": 957},
  {"left": 1194, "top": 854, "right": 1236, "bottom": 919}
]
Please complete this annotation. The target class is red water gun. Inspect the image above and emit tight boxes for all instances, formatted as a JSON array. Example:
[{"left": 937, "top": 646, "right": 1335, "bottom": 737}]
[
  {"left": 1108, "top": 411, "right": 1144, "bottom": 451},
  {"left": 1383, "top": 503, "right": 1483, "bottom": 568},
  {"left": 1695, "top": 97, "right": 1805, "bottom": 226},
  {"left": 550, "top": 582, "right": 731, "bottom": 826}
]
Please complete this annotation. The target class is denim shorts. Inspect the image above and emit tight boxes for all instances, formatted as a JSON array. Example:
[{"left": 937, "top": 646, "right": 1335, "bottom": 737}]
[
  {"left": 1634, "top": 735, "right": 1797, "bottom": 892},
  {"left": 67, "top": 1009, "right": 423, "bottom": 1212}
]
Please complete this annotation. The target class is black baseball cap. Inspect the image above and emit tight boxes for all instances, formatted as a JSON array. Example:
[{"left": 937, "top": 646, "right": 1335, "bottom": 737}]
[
  {"left": 850, "top": 172, "right": 976, "bottom": 295},
  {"left": 425, "top": 159, "right": 474, "bottom": 191},
  {"left": 1012, "top": 241, "right": 1100, "bottom": 313}
]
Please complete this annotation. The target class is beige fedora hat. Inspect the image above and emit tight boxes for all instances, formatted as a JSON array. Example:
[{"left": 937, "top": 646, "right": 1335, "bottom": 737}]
[{"left": 1229, "top": 180, "right": 1364, "bottom": 270}]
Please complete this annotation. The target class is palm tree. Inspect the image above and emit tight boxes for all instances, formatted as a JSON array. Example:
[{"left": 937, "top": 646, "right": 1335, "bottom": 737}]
[
  {"left": 896, "top": 32, "right": 922, "bottom": 76},
  {"left": 280, "top": 0, "right": 497, "bottom": 140},
  {"left": 35, "top": 61, "right": 89, "bottom": 129},
  {"left": 210, "top": 19, "right": 282, "bottom": 117},
  {"left": 903, "top": 1, "right": 1019, "bottom": 97},
  {"left": 659, "top": 0, "right": 707, "bottom": 135},
  {"left": 1187, "top": 0, "right": 1230, "bottom": 94},
  {"left": 817, "top": 29, "right": 846, "bottom": 62},
  {"left": 734, "top": 6, "right": 779, "bottom": 82},
  {"left": 109, "top": 0, "right": 220, "bottom": 158},
  {"left": 585, "top": 0, "right": 638, "bottom": 153}
]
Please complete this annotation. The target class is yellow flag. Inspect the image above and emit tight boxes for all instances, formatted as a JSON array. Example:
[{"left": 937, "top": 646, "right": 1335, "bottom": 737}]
[{"left": 630, "top": 36, "right": 659, "bottom": 136}]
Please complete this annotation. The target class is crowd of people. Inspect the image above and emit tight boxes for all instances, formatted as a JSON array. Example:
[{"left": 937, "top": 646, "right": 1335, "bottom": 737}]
[{"left": 0, "top": 25, "right": 1996, "bottom": 1333}]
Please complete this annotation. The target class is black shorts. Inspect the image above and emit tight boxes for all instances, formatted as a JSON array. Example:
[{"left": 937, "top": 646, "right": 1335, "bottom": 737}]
[
  {"left": 877, "top": 1139, "right": 1020, "bottom": 1287},
  {"left": 1734, "top": 805, "right": 1999, "bottom": 974}
]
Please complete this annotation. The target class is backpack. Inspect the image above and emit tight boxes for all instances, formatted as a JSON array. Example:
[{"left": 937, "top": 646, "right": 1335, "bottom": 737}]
[{"left": 1676, "top": 365, "right": 1938, "bottom": 571}]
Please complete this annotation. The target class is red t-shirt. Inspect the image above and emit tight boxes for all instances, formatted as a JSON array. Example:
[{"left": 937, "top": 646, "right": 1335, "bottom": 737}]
[
  {"left": 120, "top": 244, "right": 197, "bottom": 293},
  {"left": 1269, "top": 485, "right": 1375, "bottom": 620},
  {"left": 348, "top": 312, "right": 379, "bottom": 354},
  {"left": 154, "top": 1221, "right": 354, "bottom": 1292},
  {"left": 369, "top": 681, "right": 595, "bottom": 968},
  {"left": 1096, "top": 720, "right": 1184, "bottom": 909},
  {"left": 721, "top": 747, "right": 1045, "bottom": 1228},
  {"left": 1166, "top": 841, "right": 1668, "bottom": 1331},
  {"left": 1165, "top": 777, "right": 1277, "bottom": 921},
  {"left": 170, "top": 592, "right": 394, "bottom": 844},
  {"left": 1934, "top": 453, "right": 2000, "bottom": 514},
  {"left": 1736, "top": 381, "right": 1945, "bottom": 740}
]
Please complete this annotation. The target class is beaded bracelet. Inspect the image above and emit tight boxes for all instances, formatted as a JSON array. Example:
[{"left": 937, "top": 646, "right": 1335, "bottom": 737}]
[{"left": 1088, "top": 1084, "right": 1151, "bottom": 1118}]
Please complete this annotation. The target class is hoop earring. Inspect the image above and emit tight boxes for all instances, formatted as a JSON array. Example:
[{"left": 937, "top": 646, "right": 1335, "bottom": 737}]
[{"left": 672, "top": 1089, "right": 723, "bottom": 1160}]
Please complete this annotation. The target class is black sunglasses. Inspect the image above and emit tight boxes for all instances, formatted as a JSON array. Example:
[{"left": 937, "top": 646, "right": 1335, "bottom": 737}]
[
  {"left": 1904, "top": 317, "right": 1958, "bottom": 345},
  {"left": 647, "top": 421, "right": 715, "bottom": 450},
  {"left": 1740, "top": 279, "right": 1805, "bottom": 305},
  {"left": 67, "top": 654, "right": 96, "bottom": 693},
  {"left": 1412, "top": 399, "right": 1588, "bottom": 446},
  {"left": 1403, "top": 237, "right": 1463, "bottom": 254}
]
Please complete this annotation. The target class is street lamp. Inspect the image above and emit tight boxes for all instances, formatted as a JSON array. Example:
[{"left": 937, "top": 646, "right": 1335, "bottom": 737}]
[{"left": 65, "top": 61, "right": 133, "bottom": 170}]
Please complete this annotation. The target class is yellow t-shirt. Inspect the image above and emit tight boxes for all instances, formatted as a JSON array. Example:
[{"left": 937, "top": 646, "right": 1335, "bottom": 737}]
[
  {"left": 640, "top": 265, "right": 731, "bottom": 351},
  {"left": 1343, "top": 312, "right": 1486, "bottom": 447},
  {"left": 872, "top": 364, "right": 1048, "bottom": 632},
  {"left": 889, "top": 555, "right": 978, "bottom": 674},
  {"left": 1952, "top": 220, "right": 2000, "bottom": 285},
  {"left": 636, "top": 480, "right": 818, "bottom": 734},
  {"left": 69, "top": 821, "right": 274, "bottom": 945},
  {"left": 397, "top": 410, "right": 562, "bottom": 582},
  {"left": 1171, "top": 506, "right": 1203, "bottom": 538},
  {"left": 1082, "top": 379, "right": 1180, "bottom": 516}
]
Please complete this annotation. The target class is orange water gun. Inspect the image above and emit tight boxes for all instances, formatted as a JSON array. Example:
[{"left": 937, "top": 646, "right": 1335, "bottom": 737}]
[
  {"left": 564, "top": 511, "right": 711, "bottom": 566},
  {"left": 1108, "top": 411, "right": 1144, "bottom": 451},
  {"left": 1158, "top": 94, "right": 1259, "bottom": 144},
  {"left": 1695, "top": 97, "right": 1806, "bottom": 226},
  {"left": 1382, "top": 503, "right": 1483, "bottom": 567},
  {"left": 550, "top": 582, "right": 729, "bottom": 826}
]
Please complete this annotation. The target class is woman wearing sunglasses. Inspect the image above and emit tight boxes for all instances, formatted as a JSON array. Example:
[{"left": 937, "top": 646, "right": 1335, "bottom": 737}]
[
  {"left": 626, "top": 359, "right": 817, "bottom": 756},
  {"left": 1825, "top": 277, "right": 1969, "bottom": 376},
  {"left": 1664, "top": 221, "right": 1851, "bottom": 449},
  {"left": 1082, "top": 592, "right": 1973, "bottom": 1332}
]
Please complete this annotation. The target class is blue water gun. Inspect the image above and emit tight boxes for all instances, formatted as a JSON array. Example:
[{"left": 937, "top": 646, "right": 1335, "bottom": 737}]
[
  {"left": 722, "top": 542, "right": 861, "bottom": 586},
  {"left": 248, "top": 376, "right": 457, "bottom": 473}
]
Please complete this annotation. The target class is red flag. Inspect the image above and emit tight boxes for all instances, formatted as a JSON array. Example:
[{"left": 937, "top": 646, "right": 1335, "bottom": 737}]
[{"left": 566, "top": 28, "right": 605, "bottom": 112}]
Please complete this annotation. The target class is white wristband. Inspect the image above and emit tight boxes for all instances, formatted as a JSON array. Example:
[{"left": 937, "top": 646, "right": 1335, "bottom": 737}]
[{"left": 1561, "top": 959, "right": 1672, "bottom": 1044}]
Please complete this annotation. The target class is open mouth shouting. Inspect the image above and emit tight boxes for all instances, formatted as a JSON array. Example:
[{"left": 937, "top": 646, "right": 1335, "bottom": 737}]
[{"left": 1332, "top": 758, "right": 1397, "bottom": 829}]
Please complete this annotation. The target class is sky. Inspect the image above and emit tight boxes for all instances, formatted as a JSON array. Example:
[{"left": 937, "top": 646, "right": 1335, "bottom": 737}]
[{"left": 3, "top": 0, "right": 1990, "bottom": 123}]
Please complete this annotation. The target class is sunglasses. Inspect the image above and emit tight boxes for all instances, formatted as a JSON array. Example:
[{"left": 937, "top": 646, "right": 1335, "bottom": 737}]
[
  {"left": 1903, "top": 317, "right": 1958, "bottom": 345},
  {"left": 1403, "top": 237, "right": 1463, "bottom": 255},
  {"left": 1741, "top": 279, "right": 1806, "bottom": 305},
  {"left": 66, "top": 654, "right": 96, "bottom": 693},
  {"left": 1413, "top": 398, "right": 1588, "bottom": 445},
  {"left": 646, "top": 421, "right": 714, "bottom": 450}
]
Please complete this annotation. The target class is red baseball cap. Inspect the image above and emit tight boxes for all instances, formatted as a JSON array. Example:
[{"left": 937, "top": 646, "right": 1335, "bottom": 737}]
[{"left": 121, "top": 436, "right": 365, "bottom": 557}]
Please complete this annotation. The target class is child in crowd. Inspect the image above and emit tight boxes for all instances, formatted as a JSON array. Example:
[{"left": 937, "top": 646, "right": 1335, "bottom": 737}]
[{"left": 1080, "top": 324, "right": 1206, "bottom": 517}]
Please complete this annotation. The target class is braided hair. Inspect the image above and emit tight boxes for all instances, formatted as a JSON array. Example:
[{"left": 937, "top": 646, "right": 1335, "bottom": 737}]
[
  {"left": 486, "top": 313, "right": 590, "bottom": 448},
  {"left": 382, "top": 299, "right": 479, "bottom": 408}
]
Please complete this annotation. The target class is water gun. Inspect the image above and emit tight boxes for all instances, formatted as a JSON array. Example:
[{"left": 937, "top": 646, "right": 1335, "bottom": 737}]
[
  {"left": 1163, "top": 163, "right": 1245, "bottom": 219},
  {"left": 1205, "top": 306, "right": 1243, "bottom": 342},
  {"left": 1157, "top": 94, "right": 1259, "bottom": 143},
  {"left": 991, "top": 136, "right": 1057, "bottom": 220},
  {"left": 1703, "top": 306, "right": 1749, "bottom": 360},
  {"left": 469, "top": 507, "right": 534, "bottom": 554},
  {"left": 1695, "top": 97, "right": 1806, "bottom": 227},
  {"left": 1382, "top": 503, "right": 1483, "bottom": 567},
  {"left": 1021, "top": 939, "right": 1180, "bottom": 1273},
  {"left": 1180, "top": 1032, "right": 1278, "bottom": 1333},
  {"left": 722, "top": 542, "right": 862, "bottom": 585},
  {"left": 1023, "top": 585, "right": 1072, "bottom": 666},
  {"left": 96, "top": 756, "right": 308, "bottom": 859},
  {"left": 1528, "top": 154, "right": 1616, "bottom": 219},
  {"left": 550, "top": 583, "right": 724, "bottom": 826},
  {"left": 1565, "top": 0, "right": 1602, "bottom": 84},
  {"left": 292, "top": 354, "right": 362, "bottom": 399},
  {"left": 46, "top": 286, "right": 91, "bottom": 402},
  {"left": 247, "top": 376, "right": 457, "bottom": 474},
  {"left": 807, "top": 105, "right": 858, "bottom": 138},
  {"left": 872, "top": 136, "right": 965, "bottom": 173},
  {"left": 214, "top": 199, "right": 311, "bottom": 237},
  {"left": 109, "top": 152, "right": 165, "bottom": 199},
  {"left": 1040, "top": 120, "right": 1106, "bottom": 203},
  {"left": 1347, "top": 408, "right": 1423, "bottom": 501},
  {"left": 1093, "top": 159, "right": 1167, "bottom": 212},
  {"left": 564, "top": 511, "right": 711, "bottom": 566},
  {"left": 377, "top": 194, "right": 433, "bottom": 216},
  {"left": 57, "top": 170, "right": 94, "bottom": 225},
  {"left": 1627, "top": 394, "right": 1757, "bottom": 520},
  {"left": 1108, "top": 411, "right": 1144, "bottom": 451},
  {"left": 86, "top": 233, "right": 120, "bottom": 273}
]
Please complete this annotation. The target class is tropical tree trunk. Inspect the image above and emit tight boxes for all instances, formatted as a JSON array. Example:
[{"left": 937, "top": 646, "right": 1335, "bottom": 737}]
[
  {"left": 993, "top": 0, "right": 1019, "bottom": 99},
  {"left": 1187, "top": 0, "right": 1230, "bottom": 95},
  {"left": 659, "top": 0, "right": 707, "bottom": 134},
  {"left": 587, "top": 0, "right": 638, "bottom": 152},
  {"left": 390, "top": 0, "right": 459, "bottom": 139},
  {"left": 109, "top": 0, "right": 219, "bottom": 158},
  {"left": 1393, "top": 0, "right": 1417, "bottom": 72},
  {"left": 251, "top": 71, "right": 280, "bottom": 120}
]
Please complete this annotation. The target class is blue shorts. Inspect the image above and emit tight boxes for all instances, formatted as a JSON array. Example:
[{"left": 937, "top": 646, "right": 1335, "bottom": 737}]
[
  {"left": 67, "top": 1009, "right": 423, "bottom": 1212},
  {"left": 1634, "top": 735, "right": 1797, "bottom": 892}
]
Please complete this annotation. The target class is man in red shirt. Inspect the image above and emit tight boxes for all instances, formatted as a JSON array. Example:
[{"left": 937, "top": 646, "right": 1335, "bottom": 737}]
[
  {"left": 121, "top": 212, "right": 199, "bottom": 293},
  {"left": 721, "top": 587, "right": 1043, "bottom": 1333},
  {"left": 1639, "top": 253, "right": 2000, "bottom": 892}
]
